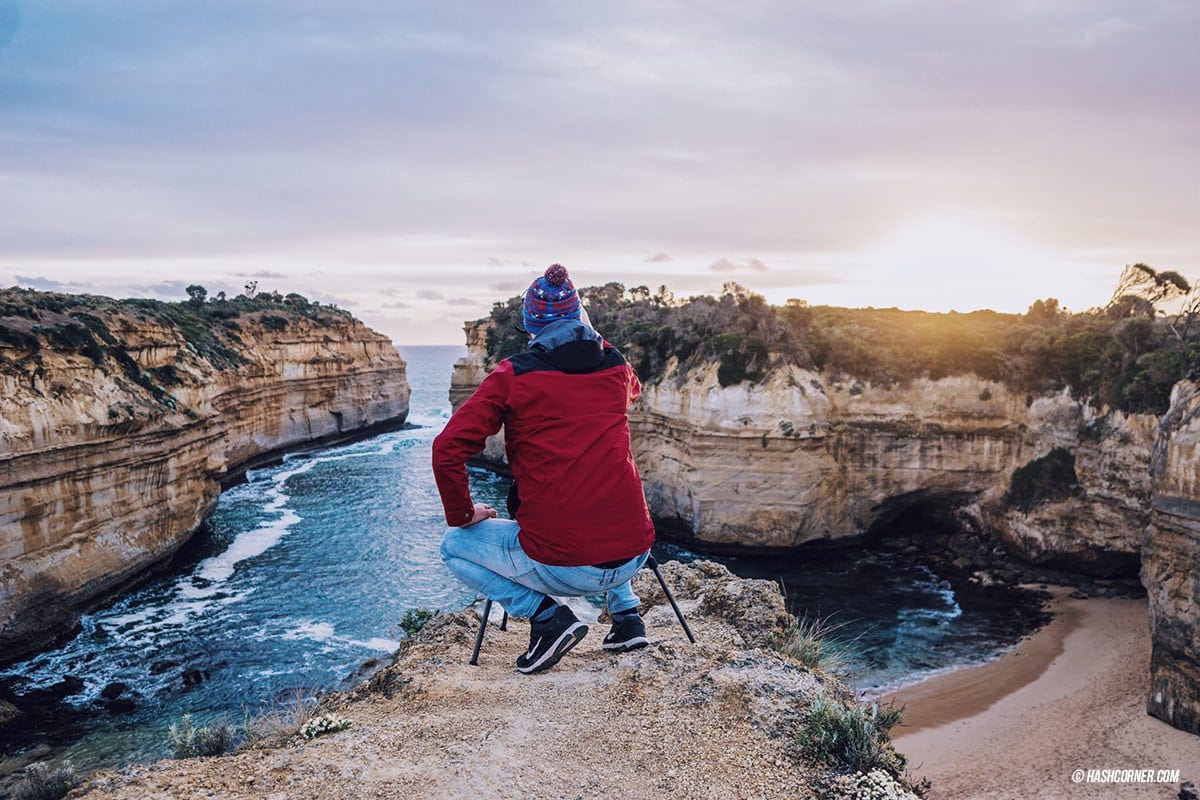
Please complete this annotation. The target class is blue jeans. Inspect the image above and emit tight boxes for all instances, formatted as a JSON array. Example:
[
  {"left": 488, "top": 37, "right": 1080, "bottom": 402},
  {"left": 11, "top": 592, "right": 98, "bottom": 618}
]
[{"left": 440, "top": 518, "right": 647, "bottom": 618}]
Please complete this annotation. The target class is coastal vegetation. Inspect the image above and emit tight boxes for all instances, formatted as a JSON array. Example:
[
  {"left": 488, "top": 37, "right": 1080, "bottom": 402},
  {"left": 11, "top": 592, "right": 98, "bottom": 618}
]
[
  {"left": 167, "top": 713, "right": 238, "bottom": 759},
  {"left": 0, "top": 284, "right": 353, "bottom": 381},
  {"left": 9, "top": 763, "right": 77, "bottom": 800},
  {"left": 778, "top": 615, "right": 855, "bottom": 677},
  {"left": 485, "top": 263, "right": 1200, "bottom": 415},
  {"left": 798, "top": 693, "right": 914, "bottom": 798},
  {"left": 398, "top": 607, "right": 439, "bottom": 638}
]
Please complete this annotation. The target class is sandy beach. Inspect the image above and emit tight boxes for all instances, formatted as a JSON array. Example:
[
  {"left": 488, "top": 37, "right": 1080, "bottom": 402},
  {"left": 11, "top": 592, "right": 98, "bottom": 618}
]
[{"left": 882, "top": 588, "right": 1200, "bottom": 800}]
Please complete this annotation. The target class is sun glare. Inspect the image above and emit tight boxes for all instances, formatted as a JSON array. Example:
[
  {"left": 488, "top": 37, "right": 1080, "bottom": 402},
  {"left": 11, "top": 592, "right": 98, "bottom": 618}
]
[{"left": 860, "top": 217, "right": 1071, "bottom": 313}]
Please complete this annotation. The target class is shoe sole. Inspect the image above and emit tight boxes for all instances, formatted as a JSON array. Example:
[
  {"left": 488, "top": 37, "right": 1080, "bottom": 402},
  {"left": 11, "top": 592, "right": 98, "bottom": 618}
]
[
  {"left": 602, "top": 636, "right": 649, "bottom": 652},
  {"left": 516, "top": 622, "right": 588, "bottom": 674}
]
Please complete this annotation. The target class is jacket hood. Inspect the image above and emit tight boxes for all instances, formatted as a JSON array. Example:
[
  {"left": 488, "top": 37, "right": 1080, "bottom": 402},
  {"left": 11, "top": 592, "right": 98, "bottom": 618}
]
[
  {"left": 529, "top": 318, "right": 601, "bottom": 350},
  {"left": 528, "top": 318, "right": 605, "bottom": 372}
]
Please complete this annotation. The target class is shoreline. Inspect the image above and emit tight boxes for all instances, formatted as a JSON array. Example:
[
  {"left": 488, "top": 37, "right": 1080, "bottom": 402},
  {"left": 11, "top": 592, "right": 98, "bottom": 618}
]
[{"left": 882, "top": 588, "right": 1200, "bottom": 799}]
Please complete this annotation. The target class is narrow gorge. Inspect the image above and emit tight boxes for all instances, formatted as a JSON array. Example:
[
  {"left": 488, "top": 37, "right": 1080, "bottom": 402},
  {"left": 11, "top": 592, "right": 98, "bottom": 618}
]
[
  {"left": 452, "top": 315, "right": 1200, "bottom": 735},
  {"left": 0, "top": 290, "right": 410, "bottom": 664}
]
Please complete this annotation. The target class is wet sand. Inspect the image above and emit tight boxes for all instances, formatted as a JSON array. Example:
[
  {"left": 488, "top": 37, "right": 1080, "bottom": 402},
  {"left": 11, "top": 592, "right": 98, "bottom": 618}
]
[{"left": 882, "top": 589, "right": 1200, "bottom": 799}]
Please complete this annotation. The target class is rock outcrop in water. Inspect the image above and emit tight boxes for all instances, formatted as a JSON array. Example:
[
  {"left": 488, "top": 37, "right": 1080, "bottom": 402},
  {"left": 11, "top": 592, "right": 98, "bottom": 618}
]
[{"left": 0, "top": 291, "right": 410, "bottom": 662}]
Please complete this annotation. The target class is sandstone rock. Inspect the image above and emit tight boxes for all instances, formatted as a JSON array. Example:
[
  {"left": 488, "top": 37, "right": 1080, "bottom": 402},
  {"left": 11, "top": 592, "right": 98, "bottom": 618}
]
[{"left": 1143, "top": 380, "right": 1200, "bottom": 734}]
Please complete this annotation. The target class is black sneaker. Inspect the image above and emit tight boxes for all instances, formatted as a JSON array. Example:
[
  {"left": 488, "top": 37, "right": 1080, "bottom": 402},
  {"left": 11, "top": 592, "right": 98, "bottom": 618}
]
[
  {"left": 603, "top": 613, "right": 649, "bottom": 652},
  {"left": 516, "top": 604, "right": 588, "bottom": 674}
]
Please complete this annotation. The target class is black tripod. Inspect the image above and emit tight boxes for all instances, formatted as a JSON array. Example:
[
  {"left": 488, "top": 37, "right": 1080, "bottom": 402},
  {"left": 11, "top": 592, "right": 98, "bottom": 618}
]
[{"left": 468, "top": 555, "right": 696, "bottom": 665}]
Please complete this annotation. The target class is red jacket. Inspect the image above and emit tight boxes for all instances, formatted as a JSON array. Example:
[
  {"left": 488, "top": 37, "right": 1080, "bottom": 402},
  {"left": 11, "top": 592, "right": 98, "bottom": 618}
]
[{"left": 433, "top": 322, "right": 655, "bottom": 566}]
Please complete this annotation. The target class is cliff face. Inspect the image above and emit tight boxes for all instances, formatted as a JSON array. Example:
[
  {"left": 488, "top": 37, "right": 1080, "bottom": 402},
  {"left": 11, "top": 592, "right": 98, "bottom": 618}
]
[
  {"left": 449, "top": 324, "right": 1155, "bottom": 576},
  {"left": 0, "top": 297, "right": 410, "bottom": 662},
  {"left": 634, "top": 360, "right": 1154, "bottom": 568},
  {"left": 1143, "top": 381, "right": 1200, "bottom": 734}
]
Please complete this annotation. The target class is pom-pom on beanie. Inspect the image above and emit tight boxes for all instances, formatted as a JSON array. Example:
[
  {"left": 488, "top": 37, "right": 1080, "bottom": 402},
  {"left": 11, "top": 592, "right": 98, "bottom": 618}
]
[{"left": 523, "top": 264, "right": 581, "bottom": 334}]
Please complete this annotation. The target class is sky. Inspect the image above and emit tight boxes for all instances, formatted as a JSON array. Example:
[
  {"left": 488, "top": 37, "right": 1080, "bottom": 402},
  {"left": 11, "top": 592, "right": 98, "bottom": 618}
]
[{"left": 1, "top": 1, "right": 1197, "bottom": 344}]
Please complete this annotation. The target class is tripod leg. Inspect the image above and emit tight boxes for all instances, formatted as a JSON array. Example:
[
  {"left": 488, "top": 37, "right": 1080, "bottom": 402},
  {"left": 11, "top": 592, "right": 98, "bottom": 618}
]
[
  {"left": 500, "top": 610, "right": 508, "bottom": 631},
  {"left": 469, "top": 598, "right": 492, "bottom": 666},
  {"left": 647, "top": 557, "right": 696, "bottom": 644}
]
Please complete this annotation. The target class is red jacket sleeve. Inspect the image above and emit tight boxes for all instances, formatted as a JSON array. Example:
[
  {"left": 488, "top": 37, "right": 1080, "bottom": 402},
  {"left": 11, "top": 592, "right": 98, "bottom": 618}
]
[{"left": 432, "top": 361, "right": 512, "bottom": 527}]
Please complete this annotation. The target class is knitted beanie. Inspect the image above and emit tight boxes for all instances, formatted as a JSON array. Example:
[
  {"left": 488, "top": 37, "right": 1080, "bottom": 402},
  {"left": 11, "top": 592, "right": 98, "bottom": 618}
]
[{"left": 523, "top": 264, "right": 581, "bottom": 334}]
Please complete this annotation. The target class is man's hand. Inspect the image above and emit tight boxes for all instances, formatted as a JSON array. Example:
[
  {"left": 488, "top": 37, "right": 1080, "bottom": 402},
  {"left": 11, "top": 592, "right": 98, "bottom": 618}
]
[{"left": 462, "top": 503, "right": 498, "bottom": 527}]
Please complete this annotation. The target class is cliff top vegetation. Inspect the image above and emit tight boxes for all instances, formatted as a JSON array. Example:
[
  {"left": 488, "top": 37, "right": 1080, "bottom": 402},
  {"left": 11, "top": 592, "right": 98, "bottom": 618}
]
[
  {"left": 483, "top": 263, "right": 1200, "bottom": 415},
  {"left": 0, "top": 285, "right": 359, "bottom": 411}
]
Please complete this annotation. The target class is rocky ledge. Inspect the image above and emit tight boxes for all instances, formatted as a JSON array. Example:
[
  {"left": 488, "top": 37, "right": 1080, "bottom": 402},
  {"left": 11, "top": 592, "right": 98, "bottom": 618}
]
[
  {"left": 0, "top": 290, "right": 410, "bottom": 662},
  {"left": 71, "top": 561, "right": 920, "bottom": 800}
]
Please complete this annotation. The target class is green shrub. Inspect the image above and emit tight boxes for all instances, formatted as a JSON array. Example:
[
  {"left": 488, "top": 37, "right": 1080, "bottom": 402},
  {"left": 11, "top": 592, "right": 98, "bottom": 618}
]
[
  {"left": 69, "top": 312, "right": 118, "bottom": 345},
  {"left": 11, "top": 763, "right": 77, "bottom": 800},
  {"left": 399, "top": 607, "right": 439, "bottom": 638},
  {"left": 167, "top": 713, "right": 238, "bottom": 758},
  {"left": 0, "top": 323, "right": 41, "bottom": 352},
  {"left": 798, "top": 693, "right": 906, "bottom": 776},
  {"left": 150, "top": 364, "right": 184, "bottom": 386},
  {"left": 260, "top": 314, "right": 288, "bottom": 332},
  {"left": 1004, "top": 447, "right": 1078, "bottom": 512},
  {"left": 713, "top": 332, "right": 768, "bottom": 387},
  {"left": 45, "top": 323, "right": 106, "bottom": 363}
]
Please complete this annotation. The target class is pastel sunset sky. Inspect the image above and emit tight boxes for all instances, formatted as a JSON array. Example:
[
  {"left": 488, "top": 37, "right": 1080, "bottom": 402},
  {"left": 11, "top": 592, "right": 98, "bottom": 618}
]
[{"left": 1, "top": 1, "right": 1197, "bottom": 344}]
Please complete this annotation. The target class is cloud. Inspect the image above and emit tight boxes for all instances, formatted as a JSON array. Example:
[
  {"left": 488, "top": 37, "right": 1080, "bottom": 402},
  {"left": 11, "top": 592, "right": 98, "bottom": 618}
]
[
  {"left": 0, "top": 0, "right": 1195, "bottom": 332},
  {"left": 446, "top": 297, "right": 479, "bottom": 307},
  {"left": 237, "top": 270, "right": 288, "bottom": 279},
  {"left": 381, "top": 300, "right": 411, "bottom": 309},
  {"left": 490, "top": 280, "right": 526, "bottom": 292},
  {"left": 416, "top": 289, "right": 444, "bottom": 301},
  {"left": 144, "top": 280, "right": 198, "bottom": 299},
  {"left": 13, "top": 274, "right": 96, "bottom": 292},
  {"left": 308, "top": 291, "right": 355, "bottom": 308},
  {"left": 709, "top": 258, "right": 769, "bottom": 273}
]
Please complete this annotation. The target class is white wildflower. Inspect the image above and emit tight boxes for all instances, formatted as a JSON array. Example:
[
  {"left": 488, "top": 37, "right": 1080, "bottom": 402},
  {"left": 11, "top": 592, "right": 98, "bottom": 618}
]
[{"left": 299, "top": 714, "right": 352, "bottom": 740}]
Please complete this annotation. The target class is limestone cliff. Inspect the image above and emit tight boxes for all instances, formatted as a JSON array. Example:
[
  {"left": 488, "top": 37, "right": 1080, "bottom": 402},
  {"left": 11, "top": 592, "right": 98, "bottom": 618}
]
[
  {"left": 1143, "top": 381, "right": 1200, "bottom": 734},
  {"left": 0, "top": 291, "right": 410, "bottom": 662},
  {"left": 449, "top": 320, "right": 1155, "bottom": 576}
]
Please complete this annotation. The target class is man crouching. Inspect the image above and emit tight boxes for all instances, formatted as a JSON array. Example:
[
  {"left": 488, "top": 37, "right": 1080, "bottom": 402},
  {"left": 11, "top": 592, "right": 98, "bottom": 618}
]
[{"left": 432, "top": 264, "right": 655, "bottom": 674}]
